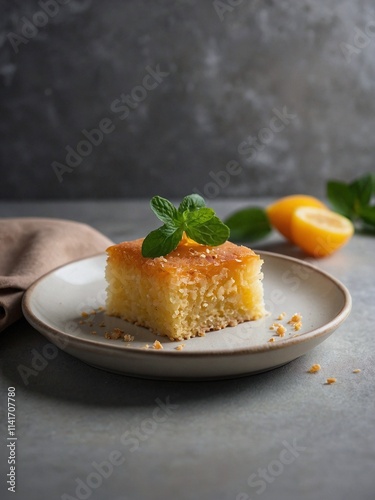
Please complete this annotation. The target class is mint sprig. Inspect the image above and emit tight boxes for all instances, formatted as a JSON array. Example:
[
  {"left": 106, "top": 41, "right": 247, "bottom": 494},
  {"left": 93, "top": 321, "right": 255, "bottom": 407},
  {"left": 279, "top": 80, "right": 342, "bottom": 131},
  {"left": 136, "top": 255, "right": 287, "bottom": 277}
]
[
  {"left": 224, "top": 207, "right": 272, "bottom": 242},
  {"left": 141, "top": 195, "right": 230, "bottom": 258},
  {"left": 327, "top": 173, "right": 375, "bottom": 226}
]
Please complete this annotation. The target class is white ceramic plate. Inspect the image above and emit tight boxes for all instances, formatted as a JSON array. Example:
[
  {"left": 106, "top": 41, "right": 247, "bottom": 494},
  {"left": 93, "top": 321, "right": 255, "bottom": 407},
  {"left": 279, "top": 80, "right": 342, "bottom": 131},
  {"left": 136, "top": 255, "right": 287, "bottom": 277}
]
[{"left": 22, "top": 251, "right": 351, "bottom": 380}]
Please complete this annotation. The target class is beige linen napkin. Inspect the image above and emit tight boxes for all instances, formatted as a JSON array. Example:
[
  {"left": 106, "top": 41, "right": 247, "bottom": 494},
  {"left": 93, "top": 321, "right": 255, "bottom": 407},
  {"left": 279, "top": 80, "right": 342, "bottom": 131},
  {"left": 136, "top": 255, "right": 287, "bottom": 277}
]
[{"left": 0, "top": 218, "right": 113, "bottom": 332}]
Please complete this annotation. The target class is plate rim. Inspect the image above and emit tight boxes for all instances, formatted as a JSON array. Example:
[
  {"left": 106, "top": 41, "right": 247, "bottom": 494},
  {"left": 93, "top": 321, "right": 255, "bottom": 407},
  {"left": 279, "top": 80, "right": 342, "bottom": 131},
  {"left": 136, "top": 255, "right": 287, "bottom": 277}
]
[{"left": 22, "top": 250, "right": 352, "bottom": 358}]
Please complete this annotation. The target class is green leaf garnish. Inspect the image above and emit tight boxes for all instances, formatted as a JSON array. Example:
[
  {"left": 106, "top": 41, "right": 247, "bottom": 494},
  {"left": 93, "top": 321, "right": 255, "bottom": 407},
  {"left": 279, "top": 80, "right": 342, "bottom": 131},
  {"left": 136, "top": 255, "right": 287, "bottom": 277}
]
[
  {"left": 327, "top": 181, "right": 355, "bottom": 219},
  {"left": 141, "top": 194, "right": 230, "bottom": 258},
  {"left": 327, "top": 173, "right": 375, "bottom": 228},
  {"left": 178, "top": 193, "right": 206, "bottom": 213},
  {"left": 142, "top": 225, "right": 183, "bottom": 258},
  {"left": 186, "top": 216, "right": 230, "bottom": 246},
  {"left": 224, "top": 207, "right": 272, "bottom": 242},
  {"left": 150, "top": 196, "right": 179, "bottom": 225}
]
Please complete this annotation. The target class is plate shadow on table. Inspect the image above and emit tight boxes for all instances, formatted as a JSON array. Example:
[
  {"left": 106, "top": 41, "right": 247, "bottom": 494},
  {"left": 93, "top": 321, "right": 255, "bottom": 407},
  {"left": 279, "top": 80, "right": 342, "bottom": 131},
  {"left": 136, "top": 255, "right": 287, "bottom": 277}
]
[{"left": 0, "top": 320, "right": 310, "bottom": 409}]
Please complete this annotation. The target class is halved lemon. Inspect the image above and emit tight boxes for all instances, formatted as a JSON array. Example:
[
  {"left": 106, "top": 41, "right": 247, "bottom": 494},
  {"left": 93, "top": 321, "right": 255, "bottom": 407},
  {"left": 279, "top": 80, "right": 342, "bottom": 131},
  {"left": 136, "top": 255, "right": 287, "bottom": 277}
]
[
  {"left": 291, "top": 207, "right": 354, "bottom": 257},
  {"left": 266, "top": 195, "right": 327, "bottom": 241}
]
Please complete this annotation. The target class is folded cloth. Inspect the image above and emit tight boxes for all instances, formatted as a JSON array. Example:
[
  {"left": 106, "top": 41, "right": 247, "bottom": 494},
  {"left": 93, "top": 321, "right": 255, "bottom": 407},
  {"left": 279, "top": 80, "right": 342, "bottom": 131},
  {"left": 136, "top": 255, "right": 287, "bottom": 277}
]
[{"left": 0, "top": 218, "right": 113, "bottom": 332}]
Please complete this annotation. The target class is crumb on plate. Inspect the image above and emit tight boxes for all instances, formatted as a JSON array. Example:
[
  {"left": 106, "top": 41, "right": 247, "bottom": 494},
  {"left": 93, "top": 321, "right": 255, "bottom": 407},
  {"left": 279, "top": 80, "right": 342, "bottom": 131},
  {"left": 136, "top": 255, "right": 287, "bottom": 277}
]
[
  {"left": 153, "top": 340, "right": 163, "bottom": 350},
  {"left": 288, "top": 313, "right": 302, "bottom": 324},
  {"left": 276, "top": 324, "right": 286, "bottom": 337},
  {"left": 104, "top": 327, "right": 124, "bottom": 340},
  {"left": 175, "top": 344, "right": 185, "bottom": 351},
  {"left": 352, "top": 369, "right": 361, "bottom": 373}
]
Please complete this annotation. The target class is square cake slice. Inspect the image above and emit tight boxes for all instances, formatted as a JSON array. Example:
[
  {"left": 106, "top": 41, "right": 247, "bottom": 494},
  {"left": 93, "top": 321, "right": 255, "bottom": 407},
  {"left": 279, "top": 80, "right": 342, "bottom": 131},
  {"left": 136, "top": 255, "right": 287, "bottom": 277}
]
[{"left": 105, "top": 236, "right": 265, "bottom": 341}]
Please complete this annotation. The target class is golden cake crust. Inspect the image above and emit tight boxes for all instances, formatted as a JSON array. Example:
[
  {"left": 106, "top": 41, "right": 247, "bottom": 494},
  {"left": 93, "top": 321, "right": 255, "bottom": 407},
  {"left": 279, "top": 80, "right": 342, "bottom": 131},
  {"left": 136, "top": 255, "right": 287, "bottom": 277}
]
[{"left": 106, "top": 236, "right": 260, "bottom": 279}]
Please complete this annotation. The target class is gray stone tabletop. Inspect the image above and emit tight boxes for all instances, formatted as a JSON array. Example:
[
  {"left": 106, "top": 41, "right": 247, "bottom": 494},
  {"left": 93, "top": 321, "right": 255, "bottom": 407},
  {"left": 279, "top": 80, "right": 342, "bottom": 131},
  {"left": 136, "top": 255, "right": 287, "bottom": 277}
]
[{"left": 0, "top": 200, "right": 374, "bottom": 500}]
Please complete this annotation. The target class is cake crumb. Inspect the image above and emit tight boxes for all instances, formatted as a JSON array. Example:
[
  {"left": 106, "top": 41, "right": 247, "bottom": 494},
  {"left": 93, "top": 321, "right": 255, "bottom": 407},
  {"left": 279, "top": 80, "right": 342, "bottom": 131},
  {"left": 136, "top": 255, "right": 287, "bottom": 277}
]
[
  {"left": 97, "top": 306, "right": 105, "bottom": 312},
  {"left": 270, "top": 322, "right": 283, "bottom": 331},
  {"left": 276, "top": 325, "right": 286, "bottom": 337},
  {"left": 142, "top": 344, "right": 150, "bottom": 349},
  {"left": 288, "top": 313, "right": 302, "bottom": 324},
  {"left": 308, "top": 364, "right": 321, "bottom": 373},
  {"left": 90, "top": 331, "right": 97, "bottom": 336},
  {"left": 293, "top": 321, "right": 302, "bottom": 331},
  {"left": 104, "top": 328, "right": 124, "bottom": 340},
  {"left": 153, "top": 340, "right": 163, "bottom": 350},
  {"left": 123, "top": 334, "right": 135, "bottom": 342},
  {"left": 268, "top": 337, "right": 275, "bottom": 342},
  {"left": 277, "top": 312, "right": 286, "bottom": 320},
  {"left": 175, "top": 344, "right": 185, "bottom": 351},
  {"left": 352, "top": 369, "right": 361, "bottom": 373},
  {"left": 81, "top": 311, "right": 89, "bottom": 318},
  {"left": 326, "top": 377, "right": 337, "bottom": 385}
]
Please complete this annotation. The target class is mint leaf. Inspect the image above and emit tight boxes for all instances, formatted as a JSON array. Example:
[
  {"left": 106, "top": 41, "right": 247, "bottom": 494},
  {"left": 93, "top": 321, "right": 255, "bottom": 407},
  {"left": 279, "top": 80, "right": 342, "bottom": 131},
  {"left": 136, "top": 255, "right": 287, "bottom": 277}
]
[
  {"left": 150, "top": 196, "right": 179, "bottom": 225},
  {"left": 224, "top": 207, "right": 272, "bottom": 242},
  {"left": 327, "top": 181, "right": 355, "bottom": 219},
  {"left": 142, "top": 225, "right": 183, "bottom": 258},
  {"left": 142, "top": 194, "right": 229, "bottom": 257},
  {"left": 185, "top": 216, "right": 229, "bottom": 246},
  {"left": 178, "top": 194, "right": 206, "bottom": 213},
  {"left": 184, "top": 207, "right": 215, "bottom": 226},
  {"left": 358, "top": 205, "right": 375, "bottom": 226},
  {"left": 350, "top": 174, "right": 373, "bottom": 212}
]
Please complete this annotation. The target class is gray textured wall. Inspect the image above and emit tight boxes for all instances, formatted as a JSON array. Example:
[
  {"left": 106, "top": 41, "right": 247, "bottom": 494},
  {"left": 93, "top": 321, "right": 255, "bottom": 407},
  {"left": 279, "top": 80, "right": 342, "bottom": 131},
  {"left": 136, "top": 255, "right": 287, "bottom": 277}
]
[{"left": 0, "top": 0, "right": 375, "bottom": 200}]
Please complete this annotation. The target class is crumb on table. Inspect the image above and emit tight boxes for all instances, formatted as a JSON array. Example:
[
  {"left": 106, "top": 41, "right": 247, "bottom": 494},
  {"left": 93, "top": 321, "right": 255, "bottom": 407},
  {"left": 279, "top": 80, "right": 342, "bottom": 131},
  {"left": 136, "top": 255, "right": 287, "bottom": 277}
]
[
  {"left": 308, "top": 364, "right": 321, "bottom": 373},
  {"left": 325, "top": 377, "right": 337, "bottom": 385}
]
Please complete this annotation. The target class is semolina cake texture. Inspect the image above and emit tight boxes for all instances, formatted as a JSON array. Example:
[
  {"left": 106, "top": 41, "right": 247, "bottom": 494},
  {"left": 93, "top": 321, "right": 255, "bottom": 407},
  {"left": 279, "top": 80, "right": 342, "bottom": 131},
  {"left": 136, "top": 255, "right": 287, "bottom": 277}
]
[{"left": 105, "top": 236, "right": 265, "bottom": 341}]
